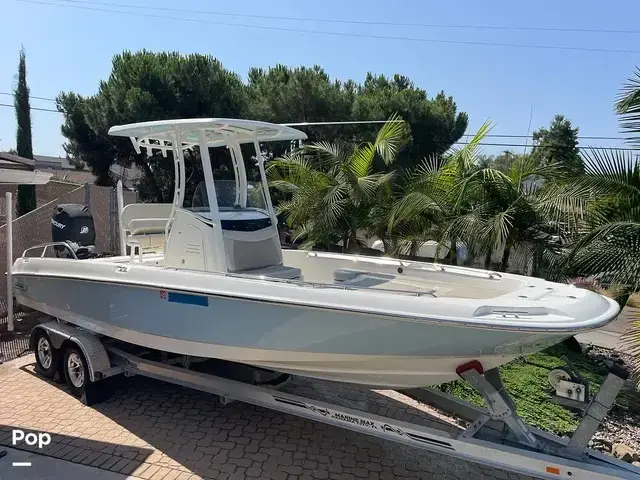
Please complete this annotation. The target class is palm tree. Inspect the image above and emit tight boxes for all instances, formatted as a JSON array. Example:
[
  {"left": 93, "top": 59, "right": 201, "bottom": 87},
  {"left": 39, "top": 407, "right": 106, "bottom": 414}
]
[
  {"left": 547, "top": 70, "right": 640, "bottom": 384},
  {"left": 554, "top": 150, "right": 640, "bottom": 285},
  {"left": 387, "top": 122, "right": 492, "bottom": 263},
  {"left": 615, "top": 70, "right": 640, "bottom": 383},
  {"left": 464, "top": 153, "right": 569, "bottom": 273},
  {"left": 267, "top": 114, "right": 404, "bottom": 252},
  {"left": 547, "top": 148, "right": 640, "bottom": 382},
  {"left": 389, "top": 122, "right": 566, "bottom": 271}
]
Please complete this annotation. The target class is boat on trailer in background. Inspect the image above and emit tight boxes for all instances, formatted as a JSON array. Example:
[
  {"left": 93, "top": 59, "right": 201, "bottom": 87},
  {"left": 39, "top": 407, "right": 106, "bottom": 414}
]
[{"left": 5, "top": 118, "right": 638, "bottom": 479}]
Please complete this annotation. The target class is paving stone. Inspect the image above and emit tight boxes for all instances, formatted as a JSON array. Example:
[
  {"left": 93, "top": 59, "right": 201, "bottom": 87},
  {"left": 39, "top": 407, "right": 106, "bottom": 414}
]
[
  {"left": 90, "top": 453, "right": 114, "bottom": 468},
  {"left": 68, "top": 449, "right": 94, "bottom": 465},
  {"left": 44, "top": 443, "right": 68, "bottom": 456},
  {"left": 111, "top": 458, "right": 133, "bottom": 473},
  {"left": 100, "top": 455, "right": 123, "bottom": 471},
  {"left": 118, "top": 460, "right": 142, "bottom": 475},
  {"left": 228, "top": 467, "right": 247, "bottom": 480},
  {"left": 79, "top": 451, "right": 103, "bottom": 466},
  {"left": 154, "top": 466, "right": 178, "bottom": 479},
  {"left": 220, "top": 462, "right": 237, "bottom": 474},
  {"left": 161, "top": 469, "right": 184, "bottom": 480},
  {"left": 139, "top": 464, "right": 162, "bottom": 479},
  {"left": 230, "top": 457, "right": 252, "bottom": 468}
]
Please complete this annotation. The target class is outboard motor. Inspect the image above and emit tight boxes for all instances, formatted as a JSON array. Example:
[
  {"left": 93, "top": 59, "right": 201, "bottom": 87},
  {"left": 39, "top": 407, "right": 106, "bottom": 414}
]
[{"left": 51, "top": 204, "right": 96, "bottom": 259}]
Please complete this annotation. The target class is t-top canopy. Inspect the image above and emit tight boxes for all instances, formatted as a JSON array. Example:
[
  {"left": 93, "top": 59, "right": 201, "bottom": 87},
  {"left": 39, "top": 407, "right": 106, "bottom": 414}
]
[{"left": 108, "top": 118, "right": 308, "bottom": 154}]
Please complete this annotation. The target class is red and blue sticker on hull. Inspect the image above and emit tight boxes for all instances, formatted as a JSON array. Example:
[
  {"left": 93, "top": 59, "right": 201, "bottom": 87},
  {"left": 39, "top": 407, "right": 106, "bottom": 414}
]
[{"left": 160, "top": 290, "right": 209, "bottom": 307}]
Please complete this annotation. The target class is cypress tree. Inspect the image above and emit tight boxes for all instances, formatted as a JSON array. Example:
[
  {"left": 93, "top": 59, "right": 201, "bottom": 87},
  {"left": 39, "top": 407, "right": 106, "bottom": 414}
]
[{"left": 15, "top": 46, "right": 37, "bottom": 215}]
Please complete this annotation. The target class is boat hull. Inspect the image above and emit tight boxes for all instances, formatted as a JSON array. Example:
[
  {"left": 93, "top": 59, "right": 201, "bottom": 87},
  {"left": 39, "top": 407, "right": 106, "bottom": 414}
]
[{"left": 14, "top": 273, "right": 572, "bottom": 388}]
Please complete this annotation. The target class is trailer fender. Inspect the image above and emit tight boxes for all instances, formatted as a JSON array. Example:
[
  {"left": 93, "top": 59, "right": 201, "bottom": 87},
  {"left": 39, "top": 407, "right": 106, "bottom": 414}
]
[{"left": 30, "top": 322, "right": 111, "bottom": 382}]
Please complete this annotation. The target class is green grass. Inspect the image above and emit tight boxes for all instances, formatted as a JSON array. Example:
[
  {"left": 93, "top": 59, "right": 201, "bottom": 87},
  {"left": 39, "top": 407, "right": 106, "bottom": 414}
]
[{"left": 435, "top": 344, "right": 613, "bottom": 436}]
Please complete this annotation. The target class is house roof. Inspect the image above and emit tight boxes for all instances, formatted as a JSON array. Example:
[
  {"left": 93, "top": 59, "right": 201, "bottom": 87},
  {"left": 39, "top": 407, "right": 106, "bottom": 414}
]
[
  {"left": 34, "top": 154, "right": 72, "bottom": 170},
  {"left": 0, "top": 151, "right": 35, "bottom": 171},
  {"left": 0, "top": 152, "right": 52, "bottom": 185}
]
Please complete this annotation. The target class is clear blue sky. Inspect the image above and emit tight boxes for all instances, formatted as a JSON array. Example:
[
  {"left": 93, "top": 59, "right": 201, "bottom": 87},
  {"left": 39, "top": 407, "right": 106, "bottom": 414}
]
[{"left": 1, "top": 0, "right": 640, "bottom": 156}]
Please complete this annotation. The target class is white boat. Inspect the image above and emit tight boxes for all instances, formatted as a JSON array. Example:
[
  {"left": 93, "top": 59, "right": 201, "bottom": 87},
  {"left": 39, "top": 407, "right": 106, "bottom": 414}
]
[{"left": 11, "top": 118, "right": 620, "bottom": 388}]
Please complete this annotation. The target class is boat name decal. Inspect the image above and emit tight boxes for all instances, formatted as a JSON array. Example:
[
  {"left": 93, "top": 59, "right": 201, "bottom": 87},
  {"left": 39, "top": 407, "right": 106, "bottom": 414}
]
[
  {"left": 276, "top": 398, "right": 455, "bottom": 449},
  {"left": 331, "top": 412, "right": 377, "bottom": 429},
  {"left": 160, "top": 290, "right": 167, "bottom": 300}
]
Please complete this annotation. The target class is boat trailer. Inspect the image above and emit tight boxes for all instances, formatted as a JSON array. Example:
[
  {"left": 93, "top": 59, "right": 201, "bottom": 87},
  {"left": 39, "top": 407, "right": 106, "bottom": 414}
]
[{"left": 29, "top": 320, "right": 640, "bottom": 480}]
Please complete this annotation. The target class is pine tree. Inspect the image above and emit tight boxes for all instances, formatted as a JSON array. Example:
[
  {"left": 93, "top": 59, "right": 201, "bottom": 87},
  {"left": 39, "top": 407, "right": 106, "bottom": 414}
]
[{"left": 15, "top": 46, "right": 37, "bottom": 216}]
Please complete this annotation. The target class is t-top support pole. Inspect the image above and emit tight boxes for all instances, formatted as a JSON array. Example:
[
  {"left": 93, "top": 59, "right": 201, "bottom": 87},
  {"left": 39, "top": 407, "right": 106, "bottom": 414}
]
[{"left": 116, "top": 180, "right": 126, "bottom": 256}]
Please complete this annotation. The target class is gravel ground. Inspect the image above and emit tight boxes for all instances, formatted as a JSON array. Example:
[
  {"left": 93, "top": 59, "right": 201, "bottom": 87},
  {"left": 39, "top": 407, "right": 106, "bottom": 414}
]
[{"left": 587, "top": 346, "right": 640, "bottom": 461}]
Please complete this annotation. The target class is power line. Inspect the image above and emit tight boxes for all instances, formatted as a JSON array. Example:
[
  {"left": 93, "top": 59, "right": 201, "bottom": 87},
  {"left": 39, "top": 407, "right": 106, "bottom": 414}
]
[
  {"left": 450, "top": 141, "right": 640, "bottom": 151},
  {"left": 0, "top": 96, "right": 631, "bottom": 142},
  {"left": 289, "top": 123, "right": 630, "bottom": 141},
  {"left": 0, "top": 103, "right": 634, "bottom": 149},
  {"left": 284, "top": 120, "right": 402, "bottom": 126},
  {"left": 0, "top": 92, "right": 57, "bottom": 102},
  {"left": 0, "top": 103, "right": 59, "bottom": 113},
  {"left": 0, "top": 103, "right": 633, "bottom": 143},
  {"left": 54, "top": 0, "right": 640, "bottom": 36},
  {"left": 15, "top": 0, "right": 640, "bottom": 55},
  {"left": 468, "top": 134, "right": 625, "bottom": 140}
]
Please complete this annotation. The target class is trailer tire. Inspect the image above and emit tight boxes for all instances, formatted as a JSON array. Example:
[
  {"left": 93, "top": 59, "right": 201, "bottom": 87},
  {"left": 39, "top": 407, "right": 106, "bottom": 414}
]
[
  {"left": 34, "top": 330, "right": 59, "bottom": 379},
  {"left": 63, "top": 346, "right": 90, "bottom": 398}
]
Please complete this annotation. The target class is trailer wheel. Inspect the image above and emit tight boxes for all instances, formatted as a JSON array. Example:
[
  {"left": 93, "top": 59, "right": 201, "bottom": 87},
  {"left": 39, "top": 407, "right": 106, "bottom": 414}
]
[
  {"left": 63, "top": 346, "right": 90, "bottom": 397},
  {"left": 34, "top": 331, "right": 59, "bottom": 379}
]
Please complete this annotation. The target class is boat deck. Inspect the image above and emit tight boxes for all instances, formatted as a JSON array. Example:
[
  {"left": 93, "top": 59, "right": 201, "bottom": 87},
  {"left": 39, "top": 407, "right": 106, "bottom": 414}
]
[{"left": 92, "top": 252, "right": 525, "bottom": 300}]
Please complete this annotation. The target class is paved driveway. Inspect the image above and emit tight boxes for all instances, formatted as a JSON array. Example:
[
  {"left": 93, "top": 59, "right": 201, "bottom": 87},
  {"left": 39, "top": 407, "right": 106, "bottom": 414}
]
[
  {"left": 576, "top": 306, "right": 638, "bottom": 350},
  {"left": 0, "top": 355, "right": 529, "bottom": 480},
  {"left": 0, "top": 446, "right": 137, "bottom": 480}
]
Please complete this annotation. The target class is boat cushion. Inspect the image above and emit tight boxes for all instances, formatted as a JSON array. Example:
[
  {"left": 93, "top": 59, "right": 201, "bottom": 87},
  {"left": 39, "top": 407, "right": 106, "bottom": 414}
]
[
  {"left": 223, "top": 228, "right": 284, "bottom": 273},
  {"left": 333, "top": 268, "right": 397, "bottom": 283},
  {"left": 128, "top": 218, "right": 167, "bottom": 236},
  {"left": 241, "top": 264, "right": 302, "bottom": 280},
  {"left": 334, "top": 268, "right": 438, "bottom": 295},
  {"left": 333, "top": 268, "right": 370, "bottom": 282}
]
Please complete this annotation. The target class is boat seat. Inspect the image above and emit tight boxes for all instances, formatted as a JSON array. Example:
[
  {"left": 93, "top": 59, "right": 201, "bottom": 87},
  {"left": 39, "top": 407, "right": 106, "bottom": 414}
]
[
  {"left": 130, "top": 233, "right": 166, "bottom": 252},
  {"left": 121, "top": 203, "right": 173, "bottom": 236},
  {"left": 120, "top": 203, "right": 173, "bottom": 252},
  {"left": 241, "top": 264, "right": 302, "bottom": 280}
]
